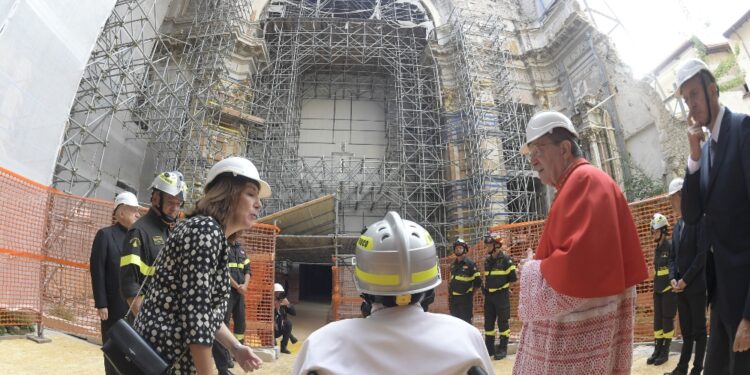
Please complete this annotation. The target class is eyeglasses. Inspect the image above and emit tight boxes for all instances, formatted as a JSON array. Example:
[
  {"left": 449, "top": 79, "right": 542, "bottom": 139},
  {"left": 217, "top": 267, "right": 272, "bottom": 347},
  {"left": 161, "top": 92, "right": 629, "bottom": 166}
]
[{"left": 526, "top": 140, "right": 554, "bottom": 159}]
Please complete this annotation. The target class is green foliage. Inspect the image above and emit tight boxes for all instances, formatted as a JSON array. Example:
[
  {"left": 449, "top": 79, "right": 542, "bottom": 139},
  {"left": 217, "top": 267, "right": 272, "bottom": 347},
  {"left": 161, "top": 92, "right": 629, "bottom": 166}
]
[
  {"left": 713, "top": 55, "right": 737, "bottom": 79},
  {"left": 624, "top": 162, "right": 664, "bottom": 202},
  {"left": 691, "top": 36, "right": 707, "bottom": 60},
  {"left": 719, "top": 76, "right": 746, "bottom": 92}
]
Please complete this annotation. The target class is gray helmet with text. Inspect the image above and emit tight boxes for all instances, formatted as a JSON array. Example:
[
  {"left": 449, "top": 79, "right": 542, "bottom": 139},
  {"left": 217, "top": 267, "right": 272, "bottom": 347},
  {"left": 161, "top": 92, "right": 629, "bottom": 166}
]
[{"left": 354, "top": 211, "right": 441, "bottom": 296}]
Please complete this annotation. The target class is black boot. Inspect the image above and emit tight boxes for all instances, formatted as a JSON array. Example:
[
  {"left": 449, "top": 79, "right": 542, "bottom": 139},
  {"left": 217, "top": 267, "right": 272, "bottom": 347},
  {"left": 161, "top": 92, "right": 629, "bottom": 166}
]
[
  {"left": 654, "top": 339, "right": 671, "bottom": 366},
  {"left": 664, "top": 368, "right": 687, "bottom": 375},
  {"left": 484, "top": 335, "right": 495, "bottom": 357},
  {"left": 494, "top": 336, "right": 508, "bottom": 360},
  {"left": 290, "top": 333, "right": 298, "bottom": 344},
  {"left": 648, "top": 339, "right": 663, "bottom": 365}
]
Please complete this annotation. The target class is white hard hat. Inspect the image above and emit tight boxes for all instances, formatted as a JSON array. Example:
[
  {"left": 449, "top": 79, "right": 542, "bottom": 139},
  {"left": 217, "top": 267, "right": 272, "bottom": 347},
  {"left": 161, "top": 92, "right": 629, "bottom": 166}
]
[
  {"left": 354, "top": 211, "right": 441, "bottom": 296},
  {"left": 668, "top": 178, "right": 684, "bottom": 196},
  {"left": 150, "top": 171, "right": 187, "bottom": 199},
  {"left": 651, "top": 213, "right": 669, "bottom": 230},
  {"left": 114, "top": 192, "right": 139, "bottom": 208},
  {"left": 206, "top": 157, "right": 271, "bottom": 198},
  {"left": 675, "top": 58, "right": 712, "bottom": 97},
  {"left": 521, "top": 111, "right": 579, "bottom": 155},
  {"left": 274, "top": 283, "right": 285, "bottom": 293}
]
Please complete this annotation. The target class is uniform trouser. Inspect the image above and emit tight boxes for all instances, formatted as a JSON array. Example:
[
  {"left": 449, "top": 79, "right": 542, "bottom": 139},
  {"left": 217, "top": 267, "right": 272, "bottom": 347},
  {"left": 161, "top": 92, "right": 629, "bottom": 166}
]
[
  {"left": 275, "top": 318, "right": 294, "bottom": 350},
  {"left": 213, "top": 291, "right": 246, "bottom": 370},
  {"left": 654, "top": 291, "right": 677, "bottom": 339},
  {"left": 101, "top": 318, "right": 119, "bottom": 375},
  {"left": 704, "top": 304, "right": 750, "bottom": 375},
  {"left": 675, "top": 290, "right": 707, "bottom": 372},
  {"left": 484, "top": 290, "right": 510, "bottom": 350},
  {"left": 449, "top": 293, "right": 474, "bottom": 324}
]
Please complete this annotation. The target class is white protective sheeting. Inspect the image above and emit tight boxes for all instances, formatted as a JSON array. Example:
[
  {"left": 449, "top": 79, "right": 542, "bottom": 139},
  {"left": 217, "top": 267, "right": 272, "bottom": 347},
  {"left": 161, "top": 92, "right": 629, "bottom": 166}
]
[{"left": 0, "top": 0, "right": 115, "bottom": 184}]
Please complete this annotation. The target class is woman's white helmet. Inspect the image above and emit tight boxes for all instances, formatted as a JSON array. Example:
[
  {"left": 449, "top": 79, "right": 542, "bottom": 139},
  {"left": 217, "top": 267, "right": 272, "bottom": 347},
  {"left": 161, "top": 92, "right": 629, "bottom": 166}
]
[
  {"left": 521, "top": 111, "right": 579, "bottom": 155},
  {"left": 114, "top": 192, "right": 139, "bottom": 208},
  {"left": 354, "top": 211, "right": 441, "bottom": 296},
  {"left": 651, "top": 213, "right": 669, "bottom": 230},
  {"left": 150, "top": 171, "right": 187, "bottom": 199},
  {"left": 668, "top": 178, "right": 684, "bottom": 196},
  {"left": 206, "top": 157, "right": 271, "bottom": 198}
]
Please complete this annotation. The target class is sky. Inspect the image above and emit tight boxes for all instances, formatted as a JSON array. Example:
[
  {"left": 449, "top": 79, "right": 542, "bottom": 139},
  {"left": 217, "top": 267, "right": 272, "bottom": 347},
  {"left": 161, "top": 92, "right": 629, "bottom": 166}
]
[{"left": 579, "top": 0, "right": 749, "bottom": 78}]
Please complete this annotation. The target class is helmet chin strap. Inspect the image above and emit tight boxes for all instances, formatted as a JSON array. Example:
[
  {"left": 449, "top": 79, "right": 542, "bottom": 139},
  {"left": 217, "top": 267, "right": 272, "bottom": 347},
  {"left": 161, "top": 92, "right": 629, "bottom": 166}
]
[
  {"left": 700, "top": 73, "right": 713, "bottom": 128},
  {"left": 156, "top": 191, "right": 177, "bottom": 224}
]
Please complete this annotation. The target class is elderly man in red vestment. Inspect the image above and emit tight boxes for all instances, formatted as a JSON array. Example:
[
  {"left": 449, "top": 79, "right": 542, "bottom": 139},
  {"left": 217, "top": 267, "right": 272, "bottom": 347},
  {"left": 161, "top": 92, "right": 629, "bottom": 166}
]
[{"left": 512, "top": 111, "right": 648, "bottom": 375}]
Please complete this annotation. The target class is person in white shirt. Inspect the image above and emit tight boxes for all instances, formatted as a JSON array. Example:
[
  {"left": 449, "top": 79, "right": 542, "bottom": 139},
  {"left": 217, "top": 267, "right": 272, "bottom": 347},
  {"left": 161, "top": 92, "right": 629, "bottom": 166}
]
[{"left": 292, "top": 212, "right": 494, "bottom": 375}]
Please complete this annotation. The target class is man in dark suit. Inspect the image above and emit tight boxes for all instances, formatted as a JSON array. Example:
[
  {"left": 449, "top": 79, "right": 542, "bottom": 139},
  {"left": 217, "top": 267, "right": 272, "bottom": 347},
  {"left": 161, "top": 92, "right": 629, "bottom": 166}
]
[
  {"left": 666, "top": 177, "right": 707, "bottom": 375},
  {"left": 90, "top": 192, "right": 141, "bottom": 375},
  {"left": 678, "top": 57, "right": 750, "bottom": 374}
]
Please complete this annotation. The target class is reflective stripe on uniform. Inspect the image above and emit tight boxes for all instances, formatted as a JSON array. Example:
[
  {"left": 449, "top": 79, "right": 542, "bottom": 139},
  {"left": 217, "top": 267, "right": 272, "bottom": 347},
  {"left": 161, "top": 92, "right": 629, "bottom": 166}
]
[
  {"left": 233, "top": 333, "right": 245, "bottom": 340},
  {"left": 488, "top": 283, "right": 510, "bottom": 292},
  {"left": 499, "top": 329, "right": 511, "bottom": 337},
  {"left": 452, "top": 275, "right": 475, "bottom": 282},
  {"left": 662, "top": 285, "right": 673, "bottom": 293},
  {"left": 452, "top": 287, "right": 473, "bottom": 296},
  {"left": 120, "top": 254, "right": 155, "bottom": 276},
  {"left": 654, "top": 329, "right": 664, "bottom": 339},
  {"left": 228, "top": 262, "right": 245, "bottom": 268},
  {"left": 656, "top": 267, "right": 669, "bottom": 276},
  {"left": 484, "top": 331, "right": 496, "bottom": 336},
  {"left": 662, "top": 330, "right": 674, "bottom": 339},
  {"left": 243, "top": 259, "right": 250, "bottom": 265},
  {"left": 484, "top": 265, "right": 516, "bottom": 276}
]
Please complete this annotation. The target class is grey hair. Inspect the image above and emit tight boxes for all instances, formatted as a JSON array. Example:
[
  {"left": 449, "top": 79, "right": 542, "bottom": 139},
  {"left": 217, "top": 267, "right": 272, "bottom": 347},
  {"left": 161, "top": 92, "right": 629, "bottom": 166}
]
[{"left": 548, "top": 127, "right": 583, "bottom": 158}]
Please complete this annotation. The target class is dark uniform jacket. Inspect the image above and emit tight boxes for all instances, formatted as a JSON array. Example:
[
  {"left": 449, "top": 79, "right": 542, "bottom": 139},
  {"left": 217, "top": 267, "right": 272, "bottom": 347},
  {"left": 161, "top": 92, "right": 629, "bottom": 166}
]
[
  {"left": 668, "top": 217, "right": 706, "bottom": 294},
  {"left": 449, "top": 258, "right": 481, "bottom": 295},
  {"left": 89, "top": 223, "right": 129, "bottom": 320},
  {"left": 483, "top": 253, "right": 517, "bottom": 294},
  {"left": 119, "top": 208, "right": 170, "bottom": 299},
  {"left": 274, "top": 304, "right": 296, "bottom": 332},
  {"left": 227, "top": 243, "right": 251, "bottom": 286},
  {"left": 654, "top": 238, "right": 673, "bottom": 294},
  {"left": 682, "top": 109, "right": 750, "bottom": 325}
]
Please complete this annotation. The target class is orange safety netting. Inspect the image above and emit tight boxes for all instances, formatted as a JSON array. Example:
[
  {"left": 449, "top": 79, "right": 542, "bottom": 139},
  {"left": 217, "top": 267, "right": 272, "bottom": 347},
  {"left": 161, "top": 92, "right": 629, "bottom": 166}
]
[
  {"left": 0, "top": 166, "right": 277, "bottom": 347},
  {"left": 332, "top": 194, "right": 684, "bottom": 343}
]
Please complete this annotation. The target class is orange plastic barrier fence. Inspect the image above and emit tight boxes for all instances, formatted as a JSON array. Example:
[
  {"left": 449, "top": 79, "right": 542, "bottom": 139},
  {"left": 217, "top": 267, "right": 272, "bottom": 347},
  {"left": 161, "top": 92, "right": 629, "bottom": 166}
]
[
  {"left": 332, "top": 194, "right": 682, "bottom": 343},
  {"left": 0, "top": 166, "right": 277, "bottom": 347}
]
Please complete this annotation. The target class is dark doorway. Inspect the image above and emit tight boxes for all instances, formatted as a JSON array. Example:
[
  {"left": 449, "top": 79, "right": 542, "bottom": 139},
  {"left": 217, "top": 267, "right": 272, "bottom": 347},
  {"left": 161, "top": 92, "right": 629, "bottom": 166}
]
[{"left": 298, "top": 264, "right": 332, "bottom": 302}]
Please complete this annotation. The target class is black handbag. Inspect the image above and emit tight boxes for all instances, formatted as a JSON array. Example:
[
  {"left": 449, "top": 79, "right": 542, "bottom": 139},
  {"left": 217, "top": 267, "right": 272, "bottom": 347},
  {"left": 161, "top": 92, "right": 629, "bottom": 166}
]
[
  {"left": 102, "top": 319, "right": 169, "bottom": 375},
  {"left": 101, "top": 249, "right": 172, "bottom": 375}
]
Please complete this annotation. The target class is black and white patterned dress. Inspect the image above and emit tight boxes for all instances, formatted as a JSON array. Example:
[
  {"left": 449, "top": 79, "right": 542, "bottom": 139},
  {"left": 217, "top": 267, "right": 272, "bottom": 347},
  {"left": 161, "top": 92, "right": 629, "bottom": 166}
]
[{"left": 134, "top": 216, "right": 230, "bottom": 374}]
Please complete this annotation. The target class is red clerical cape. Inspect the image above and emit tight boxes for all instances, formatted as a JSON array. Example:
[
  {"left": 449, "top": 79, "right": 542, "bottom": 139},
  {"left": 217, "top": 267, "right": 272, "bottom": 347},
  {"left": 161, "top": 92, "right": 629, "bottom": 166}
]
[{"left": 535, "top": 159, "right": 648, "bottom": 298}]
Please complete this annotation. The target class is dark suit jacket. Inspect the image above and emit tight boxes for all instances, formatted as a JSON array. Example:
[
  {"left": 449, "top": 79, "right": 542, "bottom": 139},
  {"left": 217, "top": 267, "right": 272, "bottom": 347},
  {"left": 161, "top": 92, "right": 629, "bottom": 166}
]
[
  {"left": 668, "top": 217, "right": 706, "bottom": 294},
  {"left": 682, "top": 108, "right": 750, "bottom": 326},
  {"left": 90, "top": 224, "right": 130, "bottom": 321}
]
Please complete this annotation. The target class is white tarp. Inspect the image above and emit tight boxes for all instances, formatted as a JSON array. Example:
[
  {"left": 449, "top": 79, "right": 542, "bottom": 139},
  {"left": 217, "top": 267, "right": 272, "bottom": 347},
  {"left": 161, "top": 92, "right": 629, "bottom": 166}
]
[{"left": 0, "top": 0, "right": 115, "bottom": 184}]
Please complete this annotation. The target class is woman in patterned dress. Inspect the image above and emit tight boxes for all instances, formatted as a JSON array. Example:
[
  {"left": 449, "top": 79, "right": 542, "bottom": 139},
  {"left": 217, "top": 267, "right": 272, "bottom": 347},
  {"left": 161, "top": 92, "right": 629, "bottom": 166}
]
[{"left": 134, "top": 157, "right": 271, "bottom": 374}]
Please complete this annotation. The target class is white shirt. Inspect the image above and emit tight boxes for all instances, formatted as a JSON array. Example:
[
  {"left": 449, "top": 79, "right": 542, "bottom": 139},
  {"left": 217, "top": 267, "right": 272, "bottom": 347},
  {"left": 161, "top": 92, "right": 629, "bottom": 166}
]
[
  {"left": 292, "top": 303, "right": 495, "bottom": 375},
  {"left": 687, "top": 105, "right": 725, "bottom": 174}
]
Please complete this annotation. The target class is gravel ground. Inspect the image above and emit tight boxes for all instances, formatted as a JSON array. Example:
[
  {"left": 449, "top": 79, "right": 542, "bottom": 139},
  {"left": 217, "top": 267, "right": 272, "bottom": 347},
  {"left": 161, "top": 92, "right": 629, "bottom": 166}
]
[{"left": 0, "top": 304, "right": 682, "bottom": 375}]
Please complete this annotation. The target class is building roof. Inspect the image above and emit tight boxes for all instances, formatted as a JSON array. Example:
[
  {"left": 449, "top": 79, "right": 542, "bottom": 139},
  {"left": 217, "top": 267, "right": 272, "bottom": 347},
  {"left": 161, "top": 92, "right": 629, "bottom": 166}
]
[
  {"left": 723, "top": 9, "right": 750, "bottom": 38},
  {"left": 651, "top": 38, "right": 731, "bottom": 76}
]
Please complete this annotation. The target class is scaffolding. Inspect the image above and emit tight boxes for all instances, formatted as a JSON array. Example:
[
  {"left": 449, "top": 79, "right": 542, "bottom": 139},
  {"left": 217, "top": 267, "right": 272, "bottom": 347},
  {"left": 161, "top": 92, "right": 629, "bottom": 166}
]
[
  {"left": 248, "top": 0, "right": 447, "bottom": 243},
  {"left": 432, "top": 2, "right": 540, "bottom": 243},
  {"left": 51, "top": 0, "right": 541, "bottom": 253},
  {"left": 53, "top": 0, "right": 255, "bottom": 200}
]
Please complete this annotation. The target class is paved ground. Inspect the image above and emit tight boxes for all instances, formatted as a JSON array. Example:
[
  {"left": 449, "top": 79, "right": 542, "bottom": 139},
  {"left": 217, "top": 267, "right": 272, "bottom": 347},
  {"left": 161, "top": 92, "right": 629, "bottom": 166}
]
[{"left": 0, "top": 302, "right": 683, "bottom": 374}]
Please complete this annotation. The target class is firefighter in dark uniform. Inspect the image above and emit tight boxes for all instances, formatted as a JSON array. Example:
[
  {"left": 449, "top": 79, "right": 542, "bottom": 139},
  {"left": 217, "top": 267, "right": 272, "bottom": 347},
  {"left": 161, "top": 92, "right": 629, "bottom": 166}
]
[
  {"left": 213, "top": 241, "right": 252, "bottom": 375},
  {"left": 482, "top": 231, "right": 517, "bottom": 360},
  {"left": 119, "top": 171, "right": 186, "bottom": 316},
  {"left": 449, "top": 238, "right": 481, "bottom": 324},
  {"left": 648, "top": 213, "right": 677, "bottom": 367},
  {"left": 665, "top": 178, "right": 707, "bottom": 375},
  {"left": 89, "top": 192, "right": 141, "bottom": 375}
]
